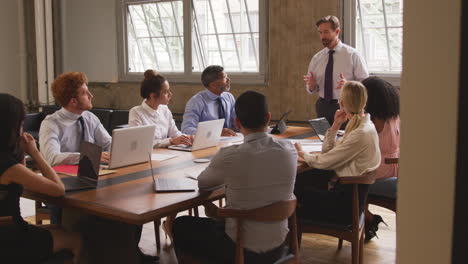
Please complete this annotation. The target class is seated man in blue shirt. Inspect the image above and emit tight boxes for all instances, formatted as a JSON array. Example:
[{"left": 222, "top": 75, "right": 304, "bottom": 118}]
[{"left": 181, "top": 65, "right": 237, "bottom": 136}]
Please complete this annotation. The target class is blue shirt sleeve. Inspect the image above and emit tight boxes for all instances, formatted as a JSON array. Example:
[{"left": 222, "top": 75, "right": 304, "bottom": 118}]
[
  {"left": 181, "top": 96, "right": 203, "bottom": 135},
  {"left": 226, "top": 93, "right": 237, "bottom": 131}
]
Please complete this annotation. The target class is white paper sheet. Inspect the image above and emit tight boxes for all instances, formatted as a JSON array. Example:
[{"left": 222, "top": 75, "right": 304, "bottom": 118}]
[
  {"left": 219, "top": 133, "right": 244, "bottom": 143},
  {"left": 151, "top": 153, "right": 177, "bottom": 162},
  {"left": 301, "top": 144, "right": 322, "bottom": 153}
]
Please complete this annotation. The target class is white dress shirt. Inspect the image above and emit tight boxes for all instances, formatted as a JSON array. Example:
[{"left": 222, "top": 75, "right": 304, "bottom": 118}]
[
  {"left": 39, "top": 108, "right": 112, "bottom": 166},
  {"left": 303, "top": 114, "right": 380, "bottom": 177},
  {"left": 306, "top": 40, "right": 369, "bottom": 99},
  {"left": 128, "top": 100, "right": 182, "bottom": 148},
  {"left": 198, "top": 132, "right": 297, "bottom": 252}
]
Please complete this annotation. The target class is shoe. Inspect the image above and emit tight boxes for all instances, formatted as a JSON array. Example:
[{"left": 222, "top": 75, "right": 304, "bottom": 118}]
[
  {"left": 371, "top": 214, "right": 388, "bottom": 232},
  {"left": 162, "top": 220, "right": 174, "bottom": 243},
  {"left": 365, "top": 225, "right": 378, "bottom": 241},
  {"left": 365, "top": 214, "right": 387, "bottom": 241}
]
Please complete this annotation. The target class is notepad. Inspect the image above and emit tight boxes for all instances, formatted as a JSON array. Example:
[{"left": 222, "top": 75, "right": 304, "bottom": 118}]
[{"left": 53, "top": 165, "right": 116, "bottom": 176}]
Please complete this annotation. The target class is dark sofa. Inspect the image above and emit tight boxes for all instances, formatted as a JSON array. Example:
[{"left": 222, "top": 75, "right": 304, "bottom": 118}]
[{"left": 24, "top": 105, "right": 130, "bottom": 140}]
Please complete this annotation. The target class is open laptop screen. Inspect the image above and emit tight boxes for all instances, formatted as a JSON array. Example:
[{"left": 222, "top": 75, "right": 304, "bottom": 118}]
[{"left": 308, "top": 117, "right": 331, "bottom": 141}]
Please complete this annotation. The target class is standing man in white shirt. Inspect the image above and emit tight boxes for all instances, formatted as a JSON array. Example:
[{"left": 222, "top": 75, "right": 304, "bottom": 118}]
[
  {"left": 172, "top": 91, "right": 297, "bottom": 263},
  {"left": 304, "top": 15, "right": 369, "bottom": 125},
  {"left": 39, "top": 72, "right": 111, "bottom": 166}
]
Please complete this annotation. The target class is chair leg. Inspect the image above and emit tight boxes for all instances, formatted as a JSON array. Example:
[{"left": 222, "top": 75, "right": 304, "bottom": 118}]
[
  {"left": 359, "top": 231, "right": 364, "bottom": 264},
  {"left": 219, "top": 198, "right": 223, "bottom": 207},
  {"left": 188, "top": 208, "right": 193, "bottom": 216},
  {"left": 352, "top": 237, "right": 359, "bottom": 264},
  {"left": 154, "top": 219, "right": 161, "bottom": 252},
  {"left": 194, "top": 206, "right": 199, "bottom": 217},
  {"left": 297, "top": 228, "right": 303, "bottom": 249},
  {"left": 338, "top": 239, "right": 343, "bottom": 250}
]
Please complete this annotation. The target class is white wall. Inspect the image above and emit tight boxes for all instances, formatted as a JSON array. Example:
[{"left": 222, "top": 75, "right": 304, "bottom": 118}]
[
  {"left": 397, "top": 0, "right": 460, "bottom": 263},
  {"left": 61, "top": 0, "right": 118, "bottom": 82},
  {"left": 0, "top": 1, "right": 24, "bottom": 99}
]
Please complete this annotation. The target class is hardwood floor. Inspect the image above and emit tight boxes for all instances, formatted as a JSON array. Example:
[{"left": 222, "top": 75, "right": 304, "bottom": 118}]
[{"left": 24, "top": 204, "right": 395, "bottom": 264}]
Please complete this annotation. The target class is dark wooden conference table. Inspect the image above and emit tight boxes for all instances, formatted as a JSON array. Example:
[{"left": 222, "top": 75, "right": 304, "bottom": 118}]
[{"left": 22, "top": 126, "right": 316, "bottom": 226}]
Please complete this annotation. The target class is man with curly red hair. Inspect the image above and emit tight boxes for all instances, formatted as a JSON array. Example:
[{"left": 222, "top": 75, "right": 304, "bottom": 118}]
[{"left": 39, "top": 72, "right": 111, "bottom": 166}]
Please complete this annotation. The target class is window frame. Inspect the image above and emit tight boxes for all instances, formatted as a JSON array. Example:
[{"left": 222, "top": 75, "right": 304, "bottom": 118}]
[
  {"left": 342, "top": 0, "right": 402, "bottom": 87},
  {"left": 116, "top": 0, "right": 269, "bottom": 84}
]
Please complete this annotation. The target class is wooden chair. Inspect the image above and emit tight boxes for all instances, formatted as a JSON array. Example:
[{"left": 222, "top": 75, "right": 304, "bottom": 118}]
[
  {"left": 367, "top": 158, "right": 398, "bottom": 212},
  {"left": 216, "top": 199, "right": 299, "bottom": 264},
  {"left": 297, "top": 171, "right": 376, "bottom": 264},
  {"left": 35, "top": 201, "right": 51, "bottom": 224}
]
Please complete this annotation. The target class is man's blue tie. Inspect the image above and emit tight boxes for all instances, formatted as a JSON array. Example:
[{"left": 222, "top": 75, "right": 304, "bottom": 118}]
[
  {"left": 216, "top": 97, "right": 227, "bottom": 128},
  {"left": 324, "top": 50, "right": 335, "bottom": 102}
]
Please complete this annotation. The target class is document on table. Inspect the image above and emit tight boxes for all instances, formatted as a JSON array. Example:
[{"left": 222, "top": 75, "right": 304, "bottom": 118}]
[
  {"left": 151, "top": 153, "right": 177, "bottom": 162},
  {"left": 219, "top": 133, "right": 244, "bottom": 143},
  {"left": 285, "top": 139, "right": 323, "bottom": 153},
  {"left": 184, "top": 167, "right": 207, "bottom": 180}
]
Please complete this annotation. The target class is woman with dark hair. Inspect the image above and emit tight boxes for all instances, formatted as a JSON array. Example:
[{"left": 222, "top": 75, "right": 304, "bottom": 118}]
[
  {"left": 129, "top": 69, "right": 192, "bottom": 148},
  {"left": 0, "top": 94, "right": 81, "bottom": 263},
  {"left": 361, "top": 76, "right": 400, "bottom": 240}
]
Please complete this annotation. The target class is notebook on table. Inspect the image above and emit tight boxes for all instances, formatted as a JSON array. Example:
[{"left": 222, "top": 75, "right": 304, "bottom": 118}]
[
  {"left": 62, "top": 142, "right": 102, "bottom": 191},
  {"left": 168, "top": 119, "right": 224, "bottom": 152},
  {"left": 148, "top": 154, "right": 197, "bottom": 193}
]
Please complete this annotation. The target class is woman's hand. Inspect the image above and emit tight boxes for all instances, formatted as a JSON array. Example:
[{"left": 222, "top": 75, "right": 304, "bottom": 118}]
[
  {"left": 19, "top": 133, "right": 38, "bottom": 156},
  {"left": 294, "top": 143, "right": 305, "bottom": 159},
  {"left": 331, "top": 109, "right": 347, "bottom": 130},
  {"left": 171, "top": 135, "right": 193, "bottom": 146}
]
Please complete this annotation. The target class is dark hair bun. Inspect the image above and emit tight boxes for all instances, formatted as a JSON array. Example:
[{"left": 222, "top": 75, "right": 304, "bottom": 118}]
[{"left": 144, "top": 69, "right": 158, "bottom": 80}]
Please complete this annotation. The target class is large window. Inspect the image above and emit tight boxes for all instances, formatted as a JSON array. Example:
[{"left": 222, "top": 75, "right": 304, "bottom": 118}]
[
  {"left": 344, "top": 0, "right": 403, "bottom": 80},
  {"left": 120, "top": 0, "right": 267, "bottom": 83}
]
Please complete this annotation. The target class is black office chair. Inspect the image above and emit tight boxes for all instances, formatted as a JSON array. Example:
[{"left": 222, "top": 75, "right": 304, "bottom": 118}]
[{"left": 0, "top": 216, "right": 73, "bottom": 264}]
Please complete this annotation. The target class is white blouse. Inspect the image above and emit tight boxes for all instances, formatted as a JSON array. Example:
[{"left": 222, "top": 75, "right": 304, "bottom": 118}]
[
  {"left": 128, "top": 100, "right": 182, "bottom": 148},
  {"left": 303, "top": 114, "right": 381, "bottom": 177}
]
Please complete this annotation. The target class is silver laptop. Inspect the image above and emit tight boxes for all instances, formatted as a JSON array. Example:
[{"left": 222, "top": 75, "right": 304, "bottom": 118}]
[
  {"left": 148, "top": 154, "right": 197, "bottom": 193},
  {"left": 308, "top": 117, "right": 330, "bottom": 141},
  {"left": 308, "top": 117, "right": 345, "bottom": 141},
  {"left": 107, "top": 125, "right": 156, "bottom": 169},
  {"left": 168, "top": 119, "right": 224, "bottom": 152}
]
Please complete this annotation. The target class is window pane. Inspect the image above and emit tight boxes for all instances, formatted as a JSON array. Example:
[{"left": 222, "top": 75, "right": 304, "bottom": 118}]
[
  {"left": 388, "top": 28, "right": 403, "bottom": 71},
  {"left": 192, "top": 0, "right": 259, "bottom": 72},
  {"left": 356, "top": 0, "right": 403, "bottom": 73},
  {"left": 127, "top": 1, "right": 184, "bottom": 73}
]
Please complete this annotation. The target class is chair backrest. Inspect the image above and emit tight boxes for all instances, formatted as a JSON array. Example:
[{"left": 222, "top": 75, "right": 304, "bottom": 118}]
[
  {"left": 109, "top": 110, "right": 130, "bottom": 132},
  {"left": 90, "top": 109, "right": 113, "bottom": 133},
  {"left": 385, "top": 157, "right": 399, "bottom": 164},
  {"left": 217, "top": 199, "right": 299, "bottom": 264},
  {"left": 337, "top": 171, "right": 376, "bottom": 235},
  {"left": 0, "top": 216, "right": 13, "bottom": 225}
]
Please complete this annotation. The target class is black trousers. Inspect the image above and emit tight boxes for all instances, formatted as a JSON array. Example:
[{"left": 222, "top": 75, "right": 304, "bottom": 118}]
[
  {"left": 316, "top": 97, "right": 340, "bottom": 125},
  {"left": 294, "top": 169, "right": 368, "bottom": 225},
  {"left": 172, "top": 216, "right": 285, "bottom": 264}
]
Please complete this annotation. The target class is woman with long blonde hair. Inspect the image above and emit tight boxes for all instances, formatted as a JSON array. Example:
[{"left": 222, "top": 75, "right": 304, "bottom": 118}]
[{"left": 294, "top": 81, "right": 380, "bottom": 224}]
